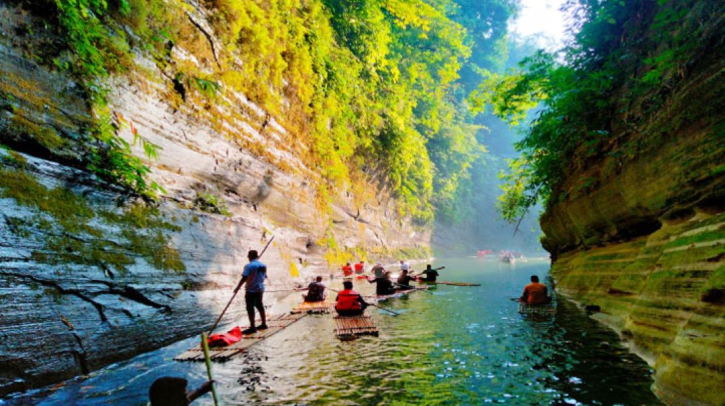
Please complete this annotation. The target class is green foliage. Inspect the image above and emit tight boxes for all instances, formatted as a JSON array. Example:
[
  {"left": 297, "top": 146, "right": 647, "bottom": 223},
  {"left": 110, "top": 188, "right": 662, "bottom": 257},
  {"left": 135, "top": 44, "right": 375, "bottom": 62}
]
[
  {"left": 51, "top": 0, "right": 172, "bottom": 198},
  {"left": 0, "top": 165, "right": 185, "bottom": 274},
  {"left": 473, "top": 0, "right": 724, "bottom": 222},
  {"left": 42, "top": 0, "right": 520, "bottom": 224},
  {"left": 203, "top": 0, "right": 517, "bottom": 223}
]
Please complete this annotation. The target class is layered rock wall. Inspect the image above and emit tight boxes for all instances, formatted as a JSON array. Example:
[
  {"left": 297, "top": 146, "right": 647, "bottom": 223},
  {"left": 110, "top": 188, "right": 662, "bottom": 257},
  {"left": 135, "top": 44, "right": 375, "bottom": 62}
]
[
  {"left": 542, "top": 6, "right": 725, "bottom": 404},
  {"left": 0, "top": 1, "right": 429, "bottom": 396}
]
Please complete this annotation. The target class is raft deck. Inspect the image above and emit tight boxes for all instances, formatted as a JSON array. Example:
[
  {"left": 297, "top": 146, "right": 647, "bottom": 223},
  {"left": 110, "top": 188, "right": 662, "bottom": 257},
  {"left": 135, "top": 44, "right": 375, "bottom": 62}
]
[
  {"left": 334, "top": 315, "right": 379, "bottom": 339},
  {"left": 175, "top": 313, "right": 306, "bottom": 362},
  {"left": 292, "top": 300, "right": 332, "bottom": 314},
  {"left": 518, "top": 302, "right": 556, "bottom": 315}
]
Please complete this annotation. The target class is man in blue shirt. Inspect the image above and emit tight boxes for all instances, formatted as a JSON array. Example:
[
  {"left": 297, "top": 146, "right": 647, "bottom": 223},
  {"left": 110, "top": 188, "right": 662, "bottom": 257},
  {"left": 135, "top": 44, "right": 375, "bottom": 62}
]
[{"left": 236, "top": 249, "right": 268, "bottom": 334}]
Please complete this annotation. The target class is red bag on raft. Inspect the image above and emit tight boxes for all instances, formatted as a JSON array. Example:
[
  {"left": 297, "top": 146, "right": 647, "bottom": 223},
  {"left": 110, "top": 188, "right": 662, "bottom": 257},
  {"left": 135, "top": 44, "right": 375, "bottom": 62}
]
[{"left": 207, "top": 326, "right": 242, "bottom": 348}]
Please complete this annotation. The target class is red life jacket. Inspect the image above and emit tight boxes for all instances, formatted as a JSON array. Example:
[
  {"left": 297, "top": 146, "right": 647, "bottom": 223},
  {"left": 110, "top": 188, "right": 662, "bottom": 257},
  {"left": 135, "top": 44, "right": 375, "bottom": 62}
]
[
  {"left": 335, "top": 289, "right": 363, "bottom": 311},
  {"left": 354, "top": 263, "right": 364, "bottom": 273},
  {"left": 207, "top": 326, "right": 242, "bottom": 348},
  {"left": 342, "top": 265, "right": 353, "bottom": 276}
]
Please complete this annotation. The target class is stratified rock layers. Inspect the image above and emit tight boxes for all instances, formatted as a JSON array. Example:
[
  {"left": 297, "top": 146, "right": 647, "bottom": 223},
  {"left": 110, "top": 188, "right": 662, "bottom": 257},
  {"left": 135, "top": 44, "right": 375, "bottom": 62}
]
[
  {"left": 0, "top": 2, "right": 429, "bottom": 396},
  {"left": 542, "top": 7, "right": 725, "bottom": 405},
  {"left": 551, "top": 212, "right": 725, "bottom": 405}
]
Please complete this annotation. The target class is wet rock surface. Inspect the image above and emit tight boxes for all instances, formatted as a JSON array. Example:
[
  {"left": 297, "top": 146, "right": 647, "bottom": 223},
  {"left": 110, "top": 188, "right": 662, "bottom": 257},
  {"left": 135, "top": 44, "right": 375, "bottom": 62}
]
[{"left": 0, "top": 2, "right": 429, "bottom": 396}]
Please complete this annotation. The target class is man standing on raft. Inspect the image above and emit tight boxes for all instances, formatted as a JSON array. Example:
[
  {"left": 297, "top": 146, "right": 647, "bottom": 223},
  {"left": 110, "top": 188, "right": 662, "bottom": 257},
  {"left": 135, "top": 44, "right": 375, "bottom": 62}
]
[{"left": 236, "top": 249, "right": 268, "bottom": 334}]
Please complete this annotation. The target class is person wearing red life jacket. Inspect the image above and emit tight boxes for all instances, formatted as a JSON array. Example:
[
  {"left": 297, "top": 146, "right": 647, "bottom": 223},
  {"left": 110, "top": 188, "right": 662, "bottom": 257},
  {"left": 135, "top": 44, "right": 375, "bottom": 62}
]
[
  {"left": 354, "top": 261, "right": 365, "bottom": 274},
  {"left": 335, "top": 281, "right": 369, "bottom": 316},
  {"left": 341, "top": 262, "right": 353, "bottom": 277}
]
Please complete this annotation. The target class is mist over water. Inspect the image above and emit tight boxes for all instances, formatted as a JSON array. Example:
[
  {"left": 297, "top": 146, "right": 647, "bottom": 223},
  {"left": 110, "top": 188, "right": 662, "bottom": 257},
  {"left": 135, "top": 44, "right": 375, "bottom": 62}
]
[{"left": 12, "top": 258, "right": 660, "bottom": 405}]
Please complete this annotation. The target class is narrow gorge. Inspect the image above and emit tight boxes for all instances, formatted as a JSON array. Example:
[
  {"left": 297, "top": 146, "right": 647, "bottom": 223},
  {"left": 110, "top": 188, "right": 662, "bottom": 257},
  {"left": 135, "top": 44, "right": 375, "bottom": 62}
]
[{"left": 1, "top": 0, "right": 724, "bottom": 404}]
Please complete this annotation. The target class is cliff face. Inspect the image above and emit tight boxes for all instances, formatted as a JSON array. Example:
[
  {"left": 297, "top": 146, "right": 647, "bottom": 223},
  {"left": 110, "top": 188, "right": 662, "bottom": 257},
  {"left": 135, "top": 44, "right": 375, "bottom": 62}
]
[
  {"left": 541, "top": 4, "right": 725, "bottom": 404},
  {"left": 0, "top": 2, "right": 429, "bottom": 396}
]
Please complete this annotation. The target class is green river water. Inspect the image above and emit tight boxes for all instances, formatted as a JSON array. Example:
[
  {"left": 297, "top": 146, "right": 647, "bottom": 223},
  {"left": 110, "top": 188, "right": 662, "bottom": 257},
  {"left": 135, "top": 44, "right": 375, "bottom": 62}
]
[{"left": 7, "top": 258, "right": 661, "bottom": 405}]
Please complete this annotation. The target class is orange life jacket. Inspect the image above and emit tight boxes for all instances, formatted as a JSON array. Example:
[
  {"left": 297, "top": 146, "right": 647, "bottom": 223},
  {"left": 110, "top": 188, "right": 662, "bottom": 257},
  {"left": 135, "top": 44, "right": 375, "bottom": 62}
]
[{"left": 335, "top": 289, "right": 363, "bottom": 311}]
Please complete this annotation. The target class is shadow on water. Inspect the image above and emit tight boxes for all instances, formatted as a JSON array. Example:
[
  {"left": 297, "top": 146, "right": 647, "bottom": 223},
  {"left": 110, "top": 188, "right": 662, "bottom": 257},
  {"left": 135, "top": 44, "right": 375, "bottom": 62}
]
[{"left": 7, "top": 258, "right": 661, "bottom": 405}]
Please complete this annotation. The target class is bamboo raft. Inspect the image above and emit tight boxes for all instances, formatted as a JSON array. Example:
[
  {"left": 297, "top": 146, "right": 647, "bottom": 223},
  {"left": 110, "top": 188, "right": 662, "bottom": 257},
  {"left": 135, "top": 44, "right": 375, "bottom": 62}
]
[
  {"left": 333, "top": 315, "right": 379, "bottom": 339},
  {"left": 425, "top": 281, "right": 481, "bottom": 287},
  {"left": 375, "top": 286, "right": 429, "bottom": 302},
  {"left": 518, "top": 302, "right": 556, "bottom": 315},
  {"left": 175, "top": 313, "right": 306, "bottom": 362},
  {"left": 291, "top": 300, "right": 332, "bottom": 314}
]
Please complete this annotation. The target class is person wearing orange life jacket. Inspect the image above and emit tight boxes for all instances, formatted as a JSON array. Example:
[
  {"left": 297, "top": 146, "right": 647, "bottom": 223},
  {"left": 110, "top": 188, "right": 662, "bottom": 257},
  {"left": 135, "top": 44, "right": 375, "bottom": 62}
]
[
  {"left": 519, "top": 275, "right": 552, "bottom": 305},
  {"left": 335, "top": 281, "right": 369, "bottom": 316},
  {"left": 341, "top": 262, "right": 353, "bottom": 277}
]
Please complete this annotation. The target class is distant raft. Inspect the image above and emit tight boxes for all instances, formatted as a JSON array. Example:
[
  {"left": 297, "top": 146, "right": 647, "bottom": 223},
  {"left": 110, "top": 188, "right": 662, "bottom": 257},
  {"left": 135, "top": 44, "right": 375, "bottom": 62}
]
[
  {"left": 334, "top": 315, "right": 379, "bottom": 339},
  {"left": 292, "top": 300, "right": 331, "bottom": 314},
  {"left": 175, "top": 313, "right": 306, "bottom": 362},
  {"left": 433, "top": 281, "right": 480, "bottom": 287},
  {"left": 517, "top": 302, "right": 555, "bottom": 316},
  {"left": 375, "top": 286, "right": 429, "bottom": 302}
]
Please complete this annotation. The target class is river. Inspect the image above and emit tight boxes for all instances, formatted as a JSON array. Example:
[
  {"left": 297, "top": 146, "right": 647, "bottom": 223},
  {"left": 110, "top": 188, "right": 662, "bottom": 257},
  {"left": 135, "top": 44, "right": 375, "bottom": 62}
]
[{"left": 5, "top": 257, "right": 661, "bottom": 405}]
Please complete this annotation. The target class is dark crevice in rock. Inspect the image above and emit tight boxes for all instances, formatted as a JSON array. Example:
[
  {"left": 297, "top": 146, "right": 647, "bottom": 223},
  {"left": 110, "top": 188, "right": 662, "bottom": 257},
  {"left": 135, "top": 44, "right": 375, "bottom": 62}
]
[
  {"left": 1, "top": 272, "right": 109, "bottom": 322},
  {"left": 706, "top": 252, "right": 725, "bottom": 263},
  {"left": 92, "top": 281, "right": 172, "bottom": 313},
  {"left": 701, "top": 288, "right": 725, "bottom": 304},
  {"left": 172, "top": 76, "right": 186, "bottom": 102},
  {"left": 184, "top": 12, "right": 221, "bottom": 69},
  {"left": 607, "top": 288, "right": 635, "bottom": 296},
  {"left": 68, "top": 332, "right": 90, "bottom": 375}
]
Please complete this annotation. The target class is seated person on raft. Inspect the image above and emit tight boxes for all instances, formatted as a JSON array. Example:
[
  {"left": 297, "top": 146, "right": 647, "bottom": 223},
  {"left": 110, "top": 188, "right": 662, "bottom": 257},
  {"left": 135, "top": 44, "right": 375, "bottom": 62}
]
[
  {"left": 149, "top": 377, "right": 213, "bottom": 406},
  {"left": 417, "top": 264, "right": 439, "bottom": 282},
  {"left": 354, "top": 260, "right": 365, "bottom": 274},
  {"left": 368, "top": 272, "right": 396, "bottom": 295},
  {"left": 397, "top": 269, "right": 416, "bottom": 289},
  {"left": 342, "top": 262, "right": 353, "bottom": 277},
  {"left": 371, "top": 263, "right": 386, "bottom": 280},
  {"left": 299, "top": 276, "right": 326, "bottom": 302},
  {"left": 519, "top": 275, "right": 552, "bottom": 305},
  {"left": 335, "top": 281, "right": 369, "bottom": 316}
]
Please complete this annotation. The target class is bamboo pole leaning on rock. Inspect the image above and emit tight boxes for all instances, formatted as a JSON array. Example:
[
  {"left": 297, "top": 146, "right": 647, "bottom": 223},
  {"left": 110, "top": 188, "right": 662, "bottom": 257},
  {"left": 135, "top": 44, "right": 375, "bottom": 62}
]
[{"left": 201, "top": 333, "right": 220, "bottom": 406}]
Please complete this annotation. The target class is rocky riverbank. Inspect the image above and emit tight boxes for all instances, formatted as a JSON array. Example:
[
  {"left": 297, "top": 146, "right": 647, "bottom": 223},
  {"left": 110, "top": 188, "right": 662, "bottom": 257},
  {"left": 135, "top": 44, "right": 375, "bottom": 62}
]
[{"left": 541, "top": 5, "right": 725, "bottom": 403}]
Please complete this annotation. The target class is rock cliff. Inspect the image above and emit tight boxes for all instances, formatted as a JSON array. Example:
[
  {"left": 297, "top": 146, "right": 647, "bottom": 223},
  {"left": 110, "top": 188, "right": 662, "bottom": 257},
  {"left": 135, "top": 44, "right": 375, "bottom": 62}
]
[
  {"left": 542, "top": 4, "right": 725, "bottom": 404},
  {"left": 0, "top": 2, "right": 429, "bottom": 396}
]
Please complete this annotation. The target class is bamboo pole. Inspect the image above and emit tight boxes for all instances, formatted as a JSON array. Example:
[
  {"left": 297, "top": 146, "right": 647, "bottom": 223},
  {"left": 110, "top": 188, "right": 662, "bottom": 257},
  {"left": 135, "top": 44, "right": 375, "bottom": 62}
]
[{"left": 201, "top": 333, "right": 220, "bottom": 406}]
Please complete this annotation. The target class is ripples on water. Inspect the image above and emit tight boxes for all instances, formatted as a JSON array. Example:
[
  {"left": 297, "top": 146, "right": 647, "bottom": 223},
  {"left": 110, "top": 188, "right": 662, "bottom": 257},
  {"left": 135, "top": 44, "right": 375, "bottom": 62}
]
[{"left": 8, "top": 258, "right": 661, "bottom": 405}]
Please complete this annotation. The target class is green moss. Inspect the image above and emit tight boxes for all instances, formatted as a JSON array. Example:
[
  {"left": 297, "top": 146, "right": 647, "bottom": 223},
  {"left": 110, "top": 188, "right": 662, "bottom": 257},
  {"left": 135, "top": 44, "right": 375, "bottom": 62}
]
[
  {"left": 192, "top": 192, "right": 231, "bottom": 216},
  {"left": 0, "top": 167, "right": 185, "bottom": 275},
  {"left": 9, "top": 114, "right": 68, "bottom": 152},
  {"left": 659, "top": 244, "right": 724, "bottom": 269},
  {"left": 663, "top": 227, "right": 725, "bottom": 250},
  {"left": 0, "top": 148, "right": 29, "bottom": 168}
]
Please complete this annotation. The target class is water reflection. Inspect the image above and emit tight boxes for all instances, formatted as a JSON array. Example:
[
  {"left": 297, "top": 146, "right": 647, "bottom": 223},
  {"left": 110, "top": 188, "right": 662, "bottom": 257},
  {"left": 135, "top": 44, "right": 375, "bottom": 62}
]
[{"left": 7, "top": 258, "right": 660, "bottom": 405}]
